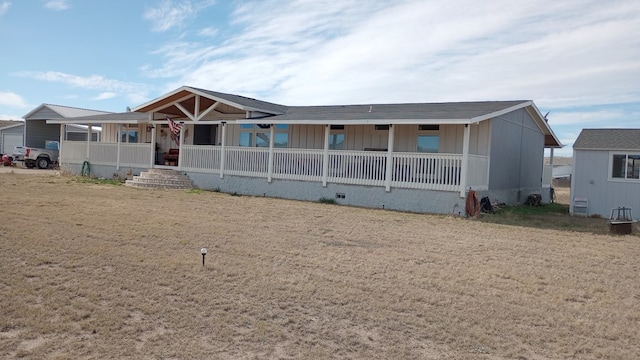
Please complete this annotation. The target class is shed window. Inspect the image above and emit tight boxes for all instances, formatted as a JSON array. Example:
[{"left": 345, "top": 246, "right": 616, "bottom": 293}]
[{"left": 611, "top": 153, "right": 640, "bottom": 180}]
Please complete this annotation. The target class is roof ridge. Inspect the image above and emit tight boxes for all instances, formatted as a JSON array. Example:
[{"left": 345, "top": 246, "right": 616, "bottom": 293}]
[{"left": 43, "top": 103, "right": 114, "bottom": 114}]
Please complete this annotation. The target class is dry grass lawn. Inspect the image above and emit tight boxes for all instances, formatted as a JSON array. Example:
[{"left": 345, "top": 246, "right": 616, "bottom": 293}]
[{"left": 1, "top": 172, "right": 639, "bottom": 359}]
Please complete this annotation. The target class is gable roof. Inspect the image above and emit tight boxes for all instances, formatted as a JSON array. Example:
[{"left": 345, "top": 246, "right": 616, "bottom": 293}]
[
  {"left": 133, "top": 86, "right": 287, "bottom": 115},
  {"left": 573, "top": 129, "right": 640, "bottom": 150},
  {"left": 23, "top": 104, "right": 110, "bottom": 120},
  {"left": 0, "top": 120, "right": 24, "bottom": 130}
]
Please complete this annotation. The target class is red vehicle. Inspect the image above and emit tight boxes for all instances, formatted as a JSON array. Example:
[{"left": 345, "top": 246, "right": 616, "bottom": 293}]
[{"left": 1, "top": 154, "right": 15, "bottom": 166}]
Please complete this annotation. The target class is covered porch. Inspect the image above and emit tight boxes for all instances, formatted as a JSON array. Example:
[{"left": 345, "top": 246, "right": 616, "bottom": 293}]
[{"left": 58, "top": 132, "right": 489, "bottom": 194}]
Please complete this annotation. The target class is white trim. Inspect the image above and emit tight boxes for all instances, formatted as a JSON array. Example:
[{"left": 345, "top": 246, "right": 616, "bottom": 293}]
[
  {"left": 385, "top": 124, "right": 395, "bottom": 192},
  {"left": 0, "top": 122, "right": 24, "bottom": 131},
  {"left": 469, "top": 101, "right": 531, "bottom": 123},
  {"left": 459, "top": 124, "right": 470, "bottom": 197},
  {"left": 608, "top": 150, "right": 640, "bottom": 182},
  {"left": 219, "top": 122, "right": 227, "bottom": 179},
  {"left": 47, "top": 119, "right": 144, "bottom": 124},
  {"left": 322, "top": 125, "right": 330, "bottom": 187},
  {"left": 236, "top": 118, "right": 472, "bottom": 125}
]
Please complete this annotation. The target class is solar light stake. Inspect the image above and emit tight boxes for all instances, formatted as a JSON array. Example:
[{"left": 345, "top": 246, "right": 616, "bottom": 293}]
[{"left": 201, "top": 247, "right": 207, "bottom": 267}]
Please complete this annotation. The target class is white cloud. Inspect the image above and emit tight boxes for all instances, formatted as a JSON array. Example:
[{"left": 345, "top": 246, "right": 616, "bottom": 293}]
[
  {"left": 43, "top": 0, "right": 70, "bottom": 11},
  {"left": 12, "top": 71, "right": 150, "bottom": 104},
  {"left": 143, "top": 0, "right": 216, "bottom": 32},
  {"left": 142, "top": 0, "right": 640, "bottom": 112},
  {"left": 0, "top": 91, "right": 28, "bottom": 108},
  {"left": 92, "top": 92, "right": 118, "bottom": 101},
  {"left": 197, "top": 27, "right": 218, "bottom": 37},
  {"left": 0, "top": 1, "right": 10, "bottom": 16}
]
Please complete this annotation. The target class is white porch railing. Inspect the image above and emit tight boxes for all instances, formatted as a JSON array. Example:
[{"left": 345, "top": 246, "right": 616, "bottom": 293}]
[
  {"left": 61, "top": 141, "right": 490, "bottom": 192},
  {"left": 61, "top": 141, "right": 150, "bottom": 168}
]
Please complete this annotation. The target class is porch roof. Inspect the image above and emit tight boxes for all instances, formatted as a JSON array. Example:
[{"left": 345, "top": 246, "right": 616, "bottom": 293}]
[{"left": 46, "top": 111, "right": 169, "bottom": 124}]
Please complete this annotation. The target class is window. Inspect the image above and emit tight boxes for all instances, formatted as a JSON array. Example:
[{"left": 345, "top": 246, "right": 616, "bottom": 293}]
[
  {"left": 329, "top": 134, "right": 344, "bottom": 150},
  {"left": 417, "top": 124, "right": 440, "bottom": 153},
  {"left": 329, "top": 124, "right": 345, "bottom": 150},
  {"left": 374, "top": 125, "right": 389, "bottom": 131},
  {"left": 419, "top": 125, "right": 440, "bottom": 131},
  {"left": 611, "top": 153, "right": 640, "bottom": 180},
  {"left": 417, "top": 135, "right": 439, "bottom": 153},
  {"left": 239, "top": 124, "right": 288, "bottom": 148},
  {"left": 120, "top": 125, "right": 138, "bottom": 143}
]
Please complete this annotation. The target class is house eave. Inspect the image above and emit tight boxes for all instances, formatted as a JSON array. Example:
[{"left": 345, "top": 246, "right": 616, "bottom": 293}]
[{"left": 236, "top": 118, "right": 473, "bottom": 125}]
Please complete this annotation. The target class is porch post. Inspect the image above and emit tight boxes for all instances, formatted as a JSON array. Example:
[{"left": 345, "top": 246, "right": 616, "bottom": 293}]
[
  {"left": 459, "top": 124, "right": 470, "bottom": 197},
  {"left": 116, "top": 124, "right": 121, "bottom": 170},
  {"left": 549, "top": 147, "right": 554, "bottom": 167},
  {"left": 322, "top": 125, "right": 330, "bottom": 187},
  {"left": 219, "top": 121, "right": 226, "bottom": 179},
  {"left": 58, "top": 124, "right": 64, "bottom": 167},
  {"left": 149, "top": 123, "right": 156, "bottom": 169},
  {"left": 86, "top": 125, "right": 91, "bottom": 160},
  {"left": 178, "top": 122, "right": 185, "bottom": 170},
  {"left": 385, "top": 124, "right": 395, "bottom": 192},
  {"left": 267, "top": 125, "right": 275, "bottom": 183}
]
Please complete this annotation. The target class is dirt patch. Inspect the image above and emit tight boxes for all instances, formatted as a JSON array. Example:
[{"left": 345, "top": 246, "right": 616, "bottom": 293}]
[{"left": 1, "top": 173, "right": 639, "bottom": 359}]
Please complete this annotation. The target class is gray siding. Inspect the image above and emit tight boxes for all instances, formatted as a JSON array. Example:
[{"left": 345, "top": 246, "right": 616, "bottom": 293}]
[
  {"left": 488, "top": 109, "right": 545, "bottom": 201},
  {"left": 25, "top": 120, "right": 60, "bottom": 148},
  {"left": 0, "top": 125, "right": 24, "bottom": 153},
  {"left": 571, "top": 149, "right": 640, "bottom": 218}
]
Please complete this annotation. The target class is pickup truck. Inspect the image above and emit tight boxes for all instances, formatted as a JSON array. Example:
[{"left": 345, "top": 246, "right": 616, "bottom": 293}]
[{"left": 14, "top": 143, "right": 59, "bottom": 169}]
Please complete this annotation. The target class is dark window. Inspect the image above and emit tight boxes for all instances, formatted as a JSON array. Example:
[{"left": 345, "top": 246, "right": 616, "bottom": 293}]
[
  {"left": 374, "top": 125, "right": 389, "bottom": 131},
  {"left": 419, "top": 124, "right": 440, "bottom": 131}
]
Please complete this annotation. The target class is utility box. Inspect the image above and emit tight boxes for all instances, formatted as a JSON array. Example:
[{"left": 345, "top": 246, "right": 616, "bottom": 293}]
[{"left": 609, "top": 207, "right": 633, "bottom": 235}]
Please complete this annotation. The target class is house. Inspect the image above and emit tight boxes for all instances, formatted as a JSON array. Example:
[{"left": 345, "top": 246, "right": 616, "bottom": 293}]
[
  {"left": 571, "top": 129, "right": 640, "bottom": 218},
  {"left": 22, "top": 104, "right": 106, "bottom": 149},
  {"left": 0, "top": 120, "right": 24, "bottom": 155},
  {"left": 47, "top": 86, "right": 561, "bottom": 215}
]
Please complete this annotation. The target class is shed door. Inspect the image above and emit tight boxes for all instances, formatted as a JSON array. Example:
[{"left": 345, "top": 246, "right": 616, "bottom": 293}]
[{"left": 2, "top": 134, "right": 23, "bottom": 154}]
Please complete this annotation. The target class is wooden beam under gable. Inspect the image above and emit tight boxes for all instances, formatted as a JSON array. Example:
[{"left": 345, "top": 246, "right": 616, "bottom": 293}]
[
  {"left": 175, "top": 102, "right": 195, "bottom": 121},
  {"left": 144, "top": 93, "right": 194, "bottom": 116},
  {"left": 196, "top": 101, "right": 220, "bottom": 121}
]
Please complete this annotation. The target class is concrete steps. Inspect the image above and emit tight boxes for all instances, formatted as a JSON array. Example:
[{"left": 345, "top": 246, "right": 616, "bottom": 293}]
[{"left": 125, "top": 169, "right": 194, "bottom": 190}]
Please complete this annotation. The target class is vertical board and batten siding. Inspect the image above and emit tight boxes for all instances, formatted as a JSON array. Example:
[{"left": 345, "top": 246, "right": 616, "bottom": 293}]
[
  {"left": 572, "top": 149, "right": 640, "bottom": 218},
  {"left": 488, "top": 109, "right": 544, "bottom": 191},
  {"left": 24, "top": 120, "right": 61, "bottom": 148},
  {"left": 222, "top": 122, "right": 491, "bottom": 154}
]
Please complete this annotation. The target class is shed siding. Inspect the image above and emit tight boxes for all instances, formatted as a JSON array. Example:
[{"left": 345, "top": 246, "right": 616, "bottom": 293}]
[
  {"left": 26, "top": 107, "right": 61, "bottom": 120},
  {"left": 25, "top": 120, "right": 61, "bottom": 148},
  {"left": 1, "top": 125, "right": 24, "bottom": 154},
  {"left": 488, "top": 109, "right": 544, "bottom": 196},
  {"left": 572, "top": 149, "right": 640, "bottom": 218}
]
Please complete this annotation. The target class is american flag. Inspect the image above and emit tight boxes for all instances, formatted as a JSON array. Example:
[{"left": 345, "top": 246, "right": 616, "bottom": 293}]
[{"left": 167, "top": 118, "right": 183, "bottom": 135}]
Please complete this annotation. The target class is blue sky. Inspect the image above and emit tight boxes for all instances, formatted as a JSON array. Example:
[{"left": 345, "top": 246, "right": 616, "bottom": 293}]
[{"left": 1, "top": 0, "right": 639, "bottom": 156}]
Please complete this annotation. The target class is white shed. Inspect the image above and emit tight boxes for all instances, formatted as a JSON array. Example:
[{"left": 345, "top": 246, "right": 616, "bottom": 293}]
[{"left": 571, "top": 129, "right": 640, "bottom": 219}]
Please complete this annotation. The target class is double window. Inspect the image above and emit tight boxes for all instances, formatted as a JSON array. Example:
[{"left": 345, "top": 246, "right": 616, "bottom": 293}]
[
  {"left": 120, "top": 125, "right": 138, "bottom": 143},
  {"left": 239, "top": 124, "right": 289, "bottom": 148},
  {"left": 611, "top": 153, "right": 640, "bottom": 180}
]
